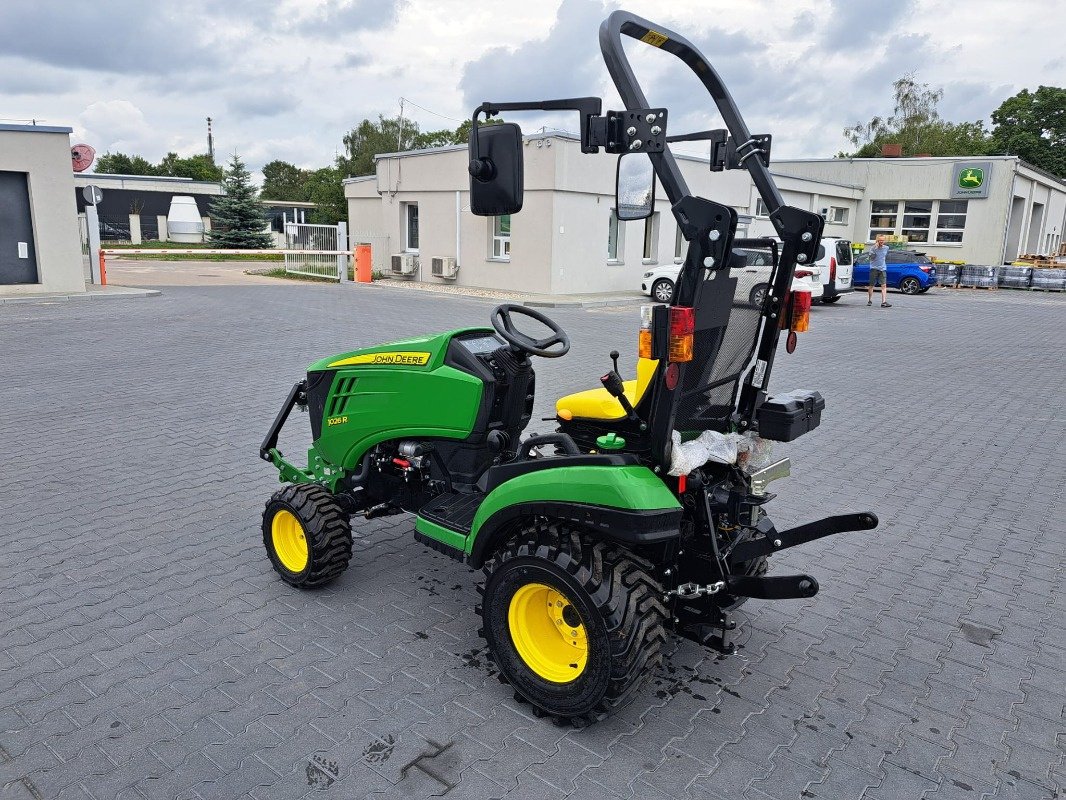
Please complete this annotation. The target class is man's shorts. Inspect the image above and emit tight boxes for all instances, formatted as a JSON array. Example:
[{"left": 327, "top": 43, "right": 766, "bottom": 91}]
[{"left": 870, "top": 267, "right": 887, "bottom": 287}]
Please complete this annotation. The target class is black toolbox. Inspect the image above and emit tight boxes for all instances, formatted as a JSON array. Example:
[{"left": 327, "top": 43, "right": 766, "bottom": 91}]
[{"left": 756, "top": 390, "right": 825, "bottom": 441}]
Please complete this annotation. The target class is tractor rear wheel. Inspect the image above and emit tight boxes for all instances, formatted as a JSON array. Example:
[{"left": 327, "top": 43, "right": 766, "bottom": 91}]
[
  {"left": 478, "top": 523, "right": 667, "bottom": 725},
  {"left": 262, "top": 484, "right": 352, "bottom": 588}
]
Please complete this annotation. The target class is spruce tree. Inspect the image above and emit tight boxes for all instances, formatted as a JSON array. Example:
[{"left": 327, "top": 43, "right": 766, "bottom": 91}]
[{"left": 208, "top": 154, "right": 273, "bottom": 248}]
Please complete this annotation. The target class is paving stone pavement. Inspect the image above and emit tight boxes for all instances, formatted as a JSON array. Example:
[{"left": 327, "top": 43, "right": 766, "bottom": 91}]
[{"left": 1, "top": 281, "right": 1063, "bottom": 800}]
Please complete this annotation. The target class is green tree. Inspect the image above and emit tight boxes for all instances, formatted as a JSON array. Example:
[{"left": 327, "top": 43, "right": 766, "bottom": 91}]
[
  {"left": 843, "top": 73, "right": 992, "bottom": 157},
  {"left": 990, "top": 86, "right": 1066, "bottom": 178},
  {"left": 94, "top": 152, "right": 158, "bottom": 175},
  {"left": 337, "top": 115, "right": 424, "bottom": 177},
  {"left": 208, "top": 154, "right": 273, "bottom": 248},
  {"left": 158, "top": 152, "right": 224, "bottom": 181},
  {"left": 303, "top": 166, "right": 347, "bottom": 224},
  {"left": 261, "top": 160, "right": 310, "bottom": 200}
]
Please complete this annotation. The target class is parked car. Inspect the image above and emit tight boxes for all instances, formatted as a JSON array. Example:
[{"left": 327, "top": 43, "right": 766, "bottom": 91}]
[
  {"left": 853, "top": 249, "right": 938, "bottom": 294},
  {"left": 641, "top": 244, "right": 824, "bottom": 305},
  {"left": 814, "top": 236, "right": 854, "bottom": 303}
]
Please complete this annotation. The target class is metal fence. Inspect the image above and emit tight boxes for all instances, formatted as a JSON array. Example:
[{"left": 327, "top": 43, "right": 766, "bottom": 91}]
[
  {"left": 284, "top": 223, "right": 342, "bottom": 280},
  {"left": 98, "top": 215, "right": 131, "bottom": 242}
]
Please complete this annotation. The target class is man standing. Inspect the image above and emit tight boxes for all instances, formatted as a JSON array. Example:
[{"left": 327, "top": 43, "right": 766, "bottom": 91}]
[{"left": 867, "top": 234, "right": 891, "bottom": 308}]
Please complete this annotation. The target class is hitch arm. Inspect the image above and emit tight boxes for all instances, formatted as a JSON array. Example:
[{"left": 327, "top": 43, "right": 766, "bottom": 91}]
[{"left": 729, "top": 512, "right": 879, "bottom": 563}]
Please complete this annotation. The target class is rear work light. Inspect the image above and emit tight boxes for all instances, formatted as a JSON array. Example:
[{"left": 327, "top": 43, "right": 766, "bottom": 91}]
[{"left": 668, "top": 306, "right": 694, "bottom": 362}]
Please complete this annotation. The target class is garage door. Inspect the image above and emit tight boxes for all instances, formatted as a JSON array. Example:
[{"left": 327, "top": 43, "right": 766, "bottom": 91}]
[{"left": 0, "top": 171, "right": 39, "bottom": 285}]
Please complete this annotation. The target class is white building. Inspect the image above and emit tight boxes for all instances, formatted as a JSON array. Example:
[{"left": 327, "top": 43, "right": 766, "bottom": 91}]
[
  {"left": 344, "top": 133, "right": 1065, "bottom": 295},
  {"left": 1, "top": 124, "right": 85, "bottom": 296},
  {"left": 775, "top": 156, "right": 1066, "bottom": 266}
]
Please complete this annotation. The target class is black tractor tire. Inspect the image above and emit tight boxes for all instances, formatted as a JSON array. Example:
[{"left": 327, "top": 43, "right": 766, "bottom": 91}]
[
  {"left": 263, "top": 484, "right": 352, "bottom": 589},
  {"left": 651, "top": 278, "right": 674, "bottom": 303},
  {"left": 749, "top": 283, "right": 769, "bottom": 308},
  {"left": 899, "top": 276, "right": 922, "bottom": 294},
  {"left": 478, "top": 523, "right": 667, "bottom": 726},
  {"left": 821, "top": 295, "right": 842, "bottom": 304}
]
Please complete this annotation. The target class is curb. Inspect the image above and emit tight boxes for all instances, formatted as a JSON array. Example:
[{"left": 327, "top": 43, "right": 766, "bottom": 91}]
[
  {"left": 0, "top": 288, "right": 162, "bottom": 305},
  {"left": 352, "top": 279, "right": 643, "bottom": 309}
]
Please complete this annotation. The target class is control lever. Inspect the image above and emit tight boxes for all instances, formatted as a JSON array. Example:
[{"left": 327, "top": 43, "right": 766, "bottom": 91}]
[{"left": 600, "top": 351, "right": 642, "bottom": 425}]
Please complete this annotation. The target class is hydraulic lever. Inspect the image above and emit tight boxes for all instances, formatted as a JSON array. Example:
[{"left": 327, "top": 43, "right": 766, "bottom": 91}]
[{"left": 600, "top": 350, "right": 643, "bottom": 426}]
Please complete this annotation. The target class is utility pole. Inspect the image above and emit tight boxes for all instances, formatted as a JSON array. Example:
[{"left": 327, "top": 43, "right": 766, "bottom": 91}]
[
  {"left": 206, "top": 117, "right": 215, "bottom": 162},
  {"left": 397, "top": 99, "right": 405, "bottom": 149}
]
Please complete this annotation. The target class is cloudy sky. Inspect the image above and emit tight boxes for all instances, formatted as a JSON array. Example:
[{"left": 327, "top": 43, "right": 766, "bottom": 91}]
[{"left": 2, "top": 0, "right": 1061, "bottom": 178}]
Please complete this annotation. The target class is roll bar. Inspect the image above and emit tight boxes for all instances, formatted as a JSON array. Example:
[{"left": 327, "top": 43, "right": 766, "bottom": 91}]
[{"left": 598, "top": 10, "right": 786, "bottom": 217}]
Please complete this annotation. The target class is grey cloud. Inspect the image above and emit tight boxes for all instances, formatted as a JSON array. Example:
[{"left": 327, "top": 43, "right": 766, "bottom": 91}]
[
  {"left": 0, "top": 1, "right": 221, "bottom": 75},
  {"left": 824, "top": 0, "right": 913, "bottom": 49},
  {"left": 290, "top": 0, "right": 404, "bottom": 35},
  {"left": 460, "top": 0, "right": 616, "bottom": 109},
  {"left": 226, "top": 89, "right": 300, "bottom": 119}
]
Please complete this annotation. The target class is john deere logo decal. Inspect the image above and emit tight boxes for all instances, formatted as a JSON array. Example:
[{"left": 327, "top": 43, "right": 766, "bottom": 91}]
[{"left": 958, "top": 167, "right": 984, "bottom": 189}]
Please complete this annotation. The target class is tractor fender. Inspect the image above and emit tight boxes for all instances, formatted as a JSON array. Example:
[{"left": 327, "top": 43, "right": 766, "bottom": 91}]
[{"left": 466, "top": 465, "right": 681, "bottom": 568}]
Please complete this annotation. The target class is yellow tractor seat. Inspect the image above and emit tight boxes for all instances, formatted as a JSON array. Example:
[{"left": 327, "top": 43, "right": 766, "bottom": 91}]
[{"left": 556, "top": 358, "right": 659, "bottom": 421}]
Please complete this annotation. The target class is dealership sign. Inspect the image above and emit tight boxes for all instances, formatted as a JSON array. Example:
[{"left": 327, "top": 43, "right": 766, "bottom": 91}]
[{"left": 950, "top": 162, "right": 992, "bottom": 199}]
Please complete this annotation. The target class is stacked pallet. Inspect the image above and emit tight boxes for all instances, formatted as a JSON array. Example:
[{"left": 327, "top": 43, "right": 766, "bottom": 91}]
[
  {"left": 936, "top": 264, "right": 961, "bottom": 287},
  {"left": 1031, "top": 268, "right": 1066, "bottom": 291},
  {"left": 959, "top": 265, "right": 999, "bottom": 288},
  {"left": 998, "top": 267, "right": 1032, "bottom": 288}
]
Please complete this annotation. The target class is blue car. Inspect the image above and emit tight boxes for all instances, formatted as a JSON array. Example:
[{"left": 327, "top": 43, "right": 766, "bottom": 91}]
[{"left": 853, "top": 249, "right": 938, "bottom": 294}]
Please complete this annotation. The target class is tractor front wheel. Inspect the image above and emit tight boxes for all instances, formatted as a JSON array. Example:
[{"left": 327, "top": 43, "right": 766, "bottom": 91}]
[
  {"left": 479, "top": 525, "right": 666, "bottom": 725},
  {"left": 262, "top": 484, "right": 352, "bottom": 588}
]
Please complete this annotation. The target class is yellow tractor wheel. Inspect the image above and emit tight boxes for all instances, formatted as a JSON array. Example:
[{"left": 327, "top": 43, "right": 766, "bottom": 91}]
[{"left": 262, "top": 484, "right": 352, "bottom": 588}]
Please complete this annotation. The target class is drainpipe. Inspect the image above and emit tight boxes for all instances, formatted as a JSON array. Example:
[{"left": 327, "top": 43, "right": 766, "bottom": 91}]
[{"left": 455, "top": 190, "right": 462, "bottom": 274}]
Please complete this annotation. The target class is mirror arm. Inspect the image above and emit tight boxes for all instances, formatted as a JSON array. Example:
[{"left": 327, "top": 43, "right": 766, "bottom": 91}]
[{"left": 474, "top": 98, "right": 603, "bottom": 154}]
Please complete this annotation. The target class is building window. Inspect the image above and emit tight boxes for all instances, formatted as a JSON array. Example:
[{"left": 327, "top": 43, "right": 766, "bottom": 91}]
[
  {"left": 869, "top": 200, "right": 898, "bottom": 238},
  {"left": 870, "top": 199, "right": 967, "bottom": 244},
  {"left": 491, "top": 214, "right": 511, "bottom": 260},
  {"left": 755, "top": 198, "right": 770, "bottom": 217},
  {"left": 674, "top": 226, "right": 684, "bottom": 262},
  {"left": 935, "top": 200, "right": 968, "bottom": 243},
  {"left": 607, "top": 210, "right": 624, "bottom": 262},
  {"left": 404, "top": 203, "right": 419, "bottom": 251},
  {"left": 643, "top": 213, "right": 659, "bottom": 263},
  {"left": 827, "top": 206, "right": 849, "bottom": 225}
]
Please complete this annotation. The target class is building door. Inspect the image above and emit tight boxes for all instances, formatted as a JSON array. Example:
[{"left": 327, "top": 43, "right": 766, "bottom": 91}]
[
  {"left": 1003, "top": 196, "right": 1025, "bottom": 263},
  {"left": 0, "top": 171, "right": 39, "bottom": 284}
]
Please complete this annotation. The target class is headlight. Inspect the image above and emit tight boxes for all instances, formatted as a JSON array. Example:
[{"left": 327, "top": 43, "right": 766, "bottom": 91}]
[{"left": 643, "top": 271, "right": 654, "bottom": 278}]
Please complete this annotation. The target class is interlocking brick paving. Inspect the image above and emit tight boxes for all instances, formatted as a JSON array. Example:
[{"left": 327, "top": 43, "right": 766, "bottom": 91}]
[{"left": 2, "top": 281, "right": 1062, "bottom": 799}]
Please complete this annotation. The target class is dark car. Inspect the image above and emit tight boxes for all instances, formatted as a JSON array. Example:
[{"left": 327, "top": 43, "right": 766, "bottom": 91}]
[{"left": 853, "top": 249, "right": 938, "bottom": 294}]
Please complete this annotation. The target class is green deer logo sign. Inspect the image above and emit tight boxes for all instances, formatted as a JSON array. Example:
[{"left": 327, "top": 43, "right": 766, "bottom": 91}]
[{"left": 958, "top": 168, "right": 984, "bottom": 189}]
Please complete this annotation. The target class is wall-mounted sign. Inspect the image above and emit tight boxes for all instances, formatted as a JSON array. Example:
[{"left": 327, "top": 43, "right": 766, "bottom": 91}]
[
  {"left": 950, "top": 162, "right": 992, "bottom": 199},
  {"left": 82, "top": 184, "right": 103, "bottom": 205}
]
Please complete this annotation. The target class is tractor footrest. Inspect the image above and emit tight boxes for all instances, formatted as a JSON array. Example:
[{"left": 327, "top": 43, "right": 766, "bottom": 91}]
[{"left": 418, "top": 491, "right": 483, "bottom": 535}]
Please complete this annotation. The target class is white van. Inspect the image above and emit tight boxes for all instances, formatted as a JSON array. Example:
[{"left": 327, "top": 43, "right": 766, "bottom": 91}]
[{"left": 814, "top": 237, "right": 854, "bottom": 303}]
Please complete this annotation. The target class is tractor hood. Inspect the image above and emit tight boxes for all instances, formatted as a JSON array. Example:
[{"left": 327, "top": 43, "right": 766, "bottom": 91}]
[{"left": 307, "top": 329, "right": 488, "bottom": 373}]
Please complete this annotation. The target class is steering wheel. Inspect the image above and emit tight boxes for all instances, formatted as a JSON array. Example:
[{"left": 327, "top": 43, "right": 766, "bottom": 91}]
[{"left": 490, "top": 304, "right": 570, "bottom": 358}]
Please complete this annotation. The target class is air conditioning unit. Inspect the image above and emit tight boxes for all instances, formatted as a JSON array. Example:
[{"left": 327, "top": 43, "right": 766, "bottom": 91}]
[
  {"left": 431, "top": 256, "right": 458, "bottom": 279},
  {"left": 390, "top": 253, "right": 417, "bottom": 276}
]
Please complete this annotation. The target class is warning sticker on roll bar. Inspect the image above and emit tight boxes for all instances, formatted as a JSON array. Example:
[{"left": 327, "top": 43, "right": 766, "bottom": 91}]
[{"left": 641, "top": 30, "right": 669, "bottom": 47}]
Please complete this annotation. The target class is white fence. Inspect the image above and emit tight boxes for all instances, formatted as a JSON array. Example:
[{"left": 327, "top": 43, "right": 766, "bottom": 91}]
[{"left": 284, "top": 222, "right": 348, "bottom": 280}]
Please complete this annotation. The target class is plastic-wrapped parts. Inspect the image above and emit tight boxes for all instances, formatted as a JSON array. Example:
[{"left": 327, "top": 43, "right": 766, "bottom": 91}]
[
  {"left": 1031, "top": 268, "right": 1066, "bottom": 291},
  {"left": 998, "top": 266, "right": 1032, "bottom": 289},
  {"left": 959, "top": 265, "right": 999, "bottom": 287},
  {"left": 935, "top": 264, "right": 960, "bottom": 287}
]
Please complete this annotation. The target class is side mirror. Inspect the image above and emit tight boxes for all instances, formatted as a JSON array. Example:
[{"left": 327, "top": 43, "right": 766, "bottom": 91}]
[
  {"left": 468, "top": 123, "right": 524, "bottom": 216},
  {"left": 615, "top": 153, "right": 655, "bottom": 221}
]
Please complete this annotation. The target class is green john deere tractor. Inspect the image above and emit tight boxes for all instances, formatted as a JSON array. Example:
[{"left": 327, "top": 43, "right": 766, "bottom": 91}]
[{"left": 258, "top": 10, "right": 878, "bottom": 725}]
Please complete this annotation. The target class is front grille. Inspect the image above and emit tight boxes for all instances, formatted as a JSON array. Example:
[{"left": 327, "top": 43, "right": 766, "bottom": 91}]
[{"left": 327, "top": 376, "right": 359, "bottom": 417}]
